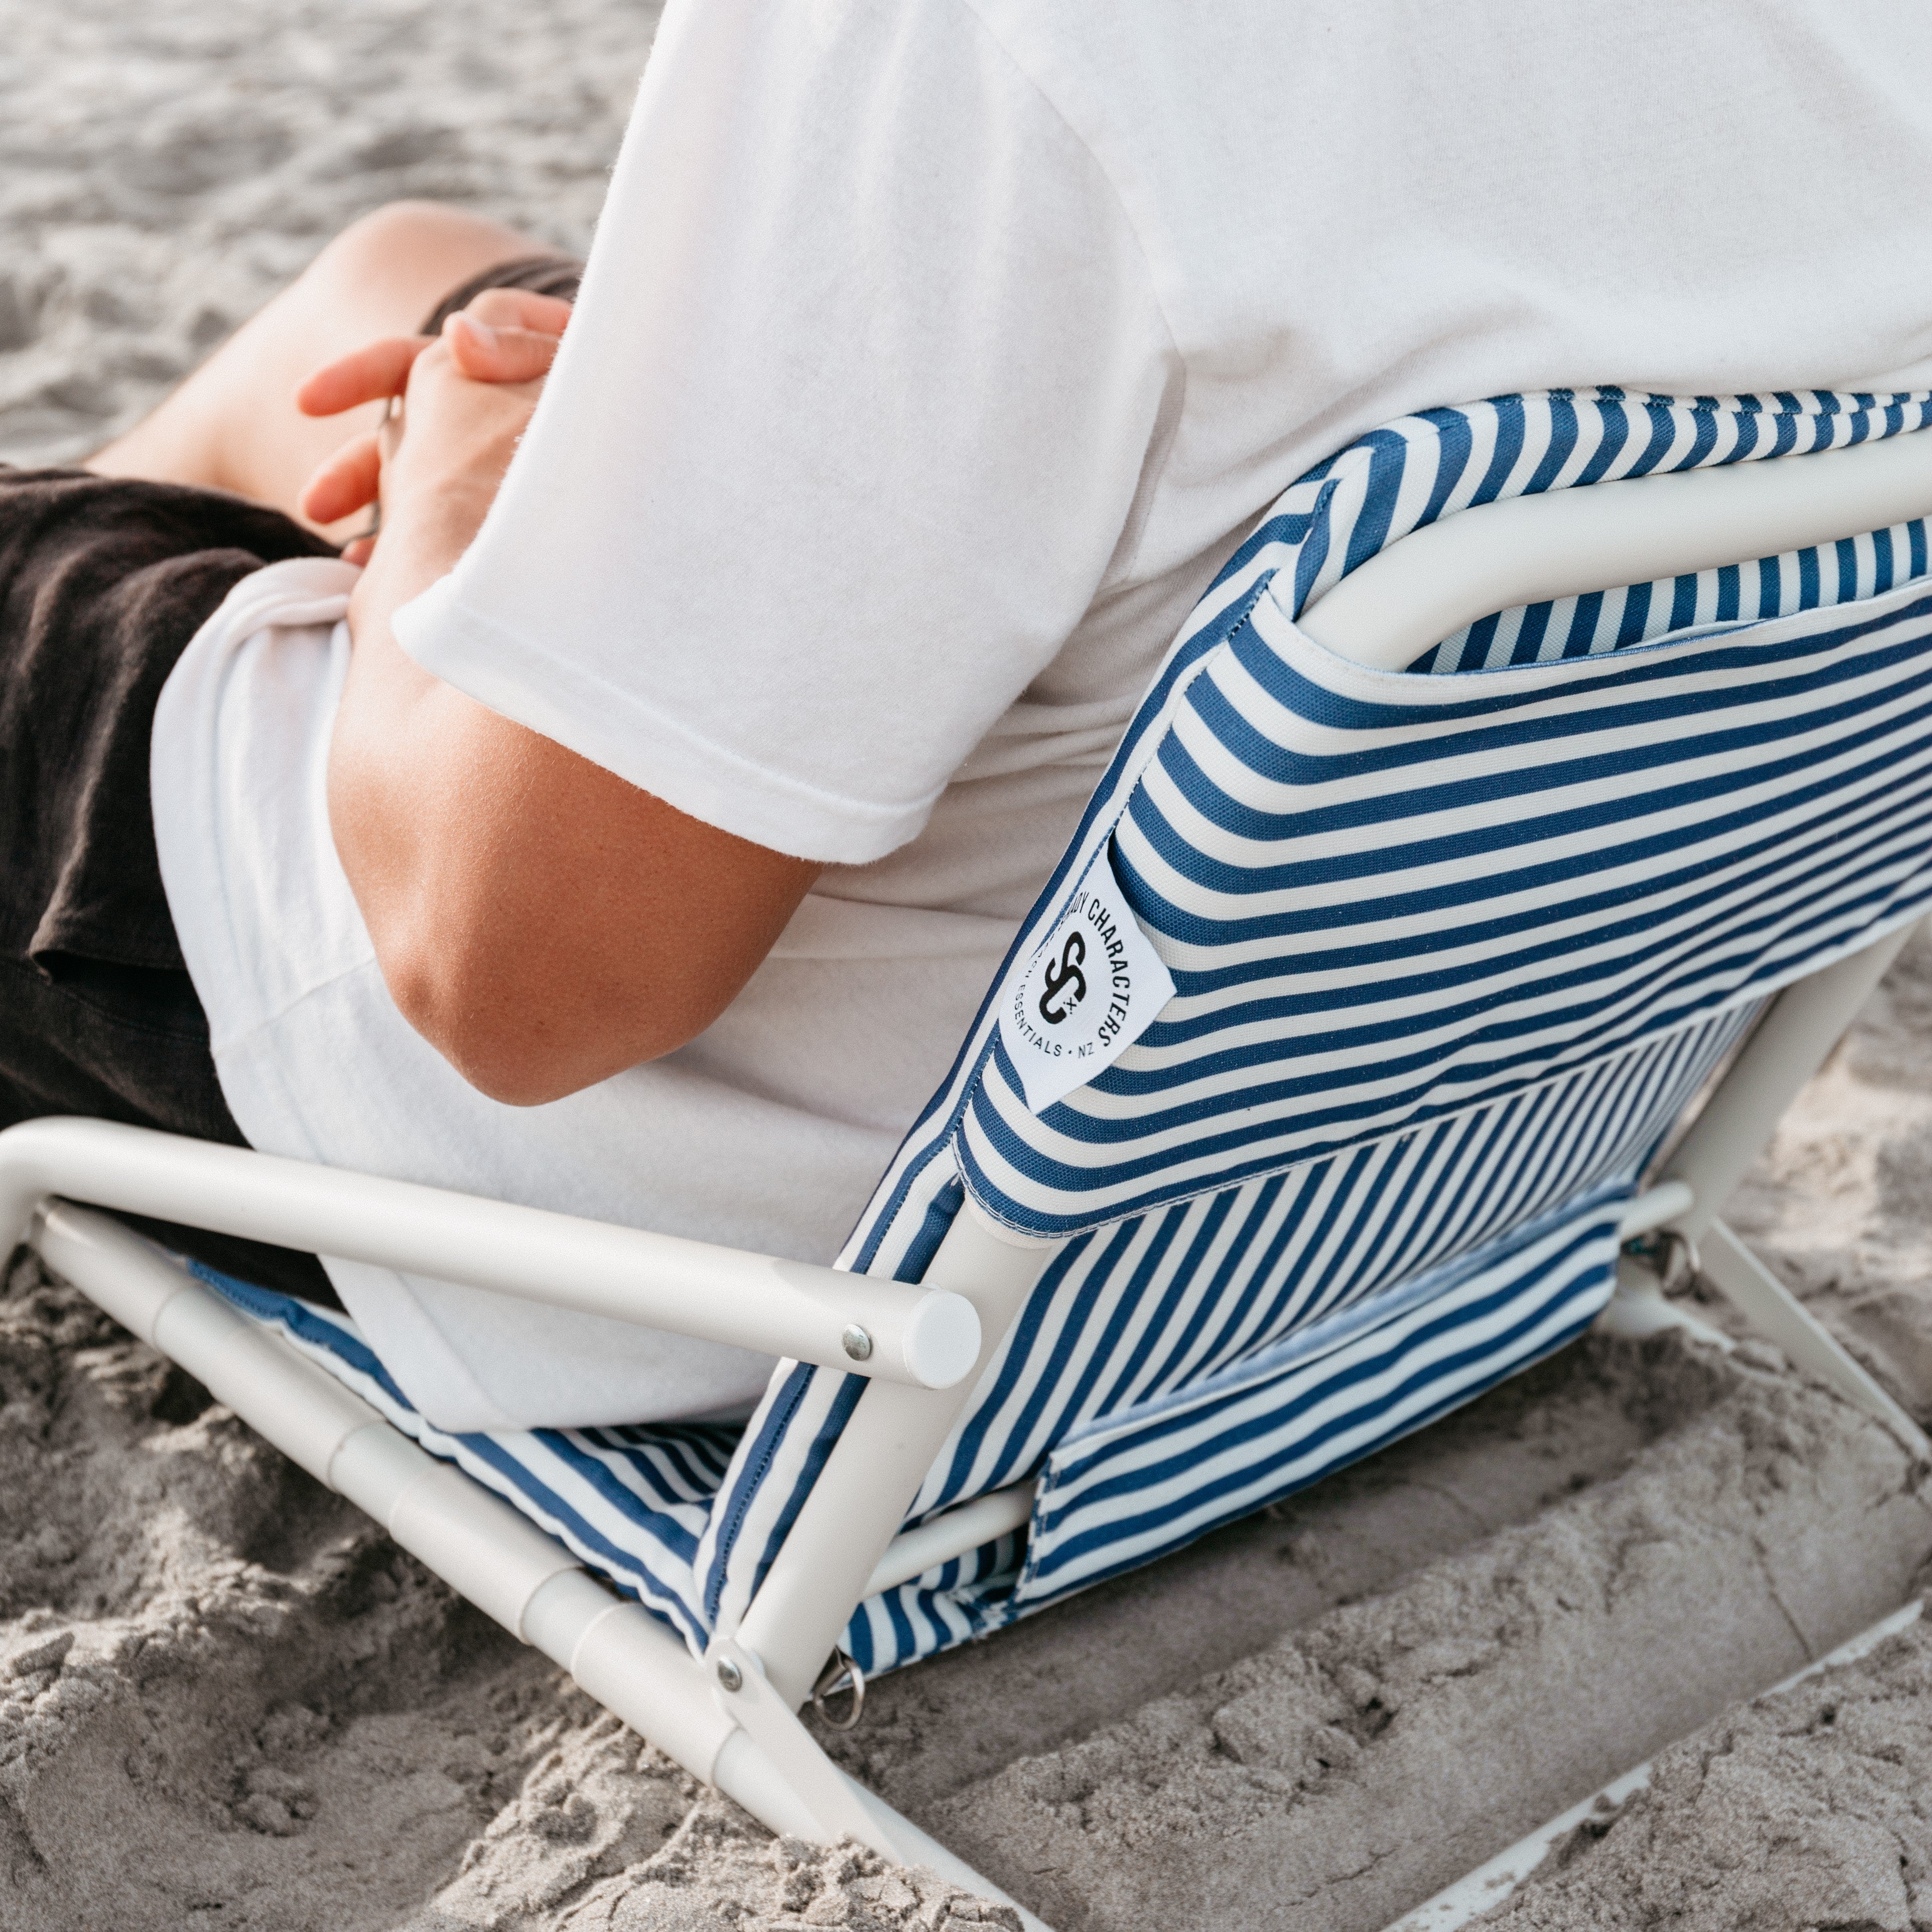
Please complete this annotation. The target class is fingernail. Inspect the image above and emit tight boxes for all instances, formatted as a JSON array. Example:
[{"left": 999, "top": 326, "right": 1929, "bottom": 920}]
[{"left": 451, "top": 312, "right": 500, "bottom": 349}]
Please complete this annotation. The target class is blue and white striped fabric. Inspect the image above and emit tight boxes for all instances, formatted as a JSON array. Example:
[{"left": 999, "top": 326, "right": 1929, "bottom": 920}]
[
  {"left": 701, "top": 386, "right": 1932, "bottom": 1670},
  {"left": 207, "top": 386, "right": 1932, "bottom": 1680}
]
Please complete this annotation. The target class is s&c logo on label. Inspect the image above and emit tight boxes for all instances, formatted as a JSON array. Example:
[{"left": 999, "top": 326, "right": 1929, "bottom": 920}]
[{"left": 1038, "top": 931, "right": 1088, "bottom": 1024}]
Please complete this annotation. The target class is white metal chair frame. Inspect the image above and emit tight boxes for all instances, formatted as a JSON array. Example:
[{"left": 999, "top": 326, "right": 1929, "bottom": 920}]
[{"left": 8, "top": 429, "right": 1931, "bottom": 1928}]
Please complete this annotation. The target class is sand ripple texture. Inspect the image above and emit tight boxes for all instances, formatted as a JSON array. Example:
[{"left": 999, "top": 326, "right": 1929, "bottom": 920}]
[
  {"left": 8, "top": 6, "right": 1932, "bottom": 1925},
  {"left": 0, "top": 0, "right": 654, "bottom": 467},
  {"left": 1487, "top": 1614, "right": 1932, "bottom": 1931}
]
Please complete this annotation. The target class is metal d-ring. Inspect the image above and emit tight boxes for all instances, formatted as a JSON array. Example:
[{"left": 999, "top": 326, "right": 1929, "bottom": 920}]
[
  {"left": 811, "top": 1648, "right": 866, "bottom": 1732},
  {"left": 1627, "top": 1225, "right": 1702, "bottom": 1297}
]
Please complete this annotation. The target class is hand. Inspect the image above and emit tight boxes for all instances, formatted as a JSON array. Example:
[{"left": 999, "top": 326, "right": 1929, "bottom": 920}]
[{"left": 294, "top": 288, "right": 571, "bottom": 563}]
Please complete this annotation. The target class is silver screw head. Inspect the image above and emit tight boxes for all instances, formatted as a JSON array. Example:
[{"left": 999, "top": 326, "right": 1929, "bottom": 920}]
[
  {"left": 841, "top": 1324, "right": 874, "bottom": 1363},
  {"left": 714, "top": 1656, "right": 743, "bottom": 1693}
]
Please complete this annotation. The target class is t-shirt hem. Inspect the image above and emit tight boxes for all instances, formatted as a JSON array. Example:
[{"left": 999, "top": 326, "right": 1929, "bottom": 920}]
[{"left": 393, "top": 576, "right": 943, "bottom": 866}]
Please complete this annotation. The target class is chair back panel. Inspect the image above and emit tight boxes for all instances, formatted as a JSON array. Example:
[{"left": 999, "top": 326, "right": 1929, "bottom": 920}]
[{"left": 699, "top": 387, "right": 1932, "bottom": 1672}]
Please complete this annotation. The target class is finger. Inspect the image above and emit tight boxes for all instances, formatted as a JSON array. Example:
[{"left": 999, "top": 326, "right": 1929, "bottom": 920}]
[
  {"left": 295, "top": 336, "right": 432, "bottom": 417},
  {"left": 444, "top": 311, "right": 563, "bottom": 384},
  {"left": 462, "top": 287, "right": 574, "bottom": 337},
  {"left": 340, "top": 535, "right": 376, "bottom": 567},
  {"left": 299, "top": 432, "right": 383, "bottom": 526}
]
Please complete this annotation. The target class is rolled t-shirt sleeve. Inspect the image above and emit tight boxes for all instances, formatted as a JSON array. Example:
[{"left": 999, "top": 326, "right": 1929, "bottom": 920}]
[{"left": 392, "top": 0, "right": 1174, "bottom": 865}]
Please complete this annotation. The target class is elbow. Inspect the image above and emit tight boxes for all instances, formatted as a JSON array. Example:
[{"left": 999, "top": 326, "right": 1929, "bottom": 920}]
[
  {"left": 379, "top": 935, "right": 552, "bottom": 1106},
  {"left": 328, "top": 686, "right": 793, "bottom": 1102},
  {"left": 453, "top": 1052, "right": 599, "bottom": 1111},
  {"left": 383, "top": 943, "right": 587, "bottom": 1106},
  {"left": 376, "top": 921, "right": 709, "bottom": 1107}
]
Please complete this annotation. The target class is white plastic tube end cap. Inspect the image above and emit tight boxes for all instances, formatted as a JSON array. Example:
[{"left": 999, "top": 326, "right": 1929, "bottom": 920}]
[{"left": 901, "top": 1291, "right": 982, "bottom": 1389}]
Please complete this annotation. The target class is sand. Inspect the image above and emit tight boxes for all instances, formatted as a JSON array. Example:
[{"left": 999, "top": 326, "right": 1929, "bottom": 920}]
[
  {"left": 5, "top": 5, "right": 1932, "bottom": 1925},
  {"left": 1486, "top": 1614, "right": 1932, "bottom": 1930},
  {"left": 0, "top": 0, "right": 652, "bottom": 468},
  {"left": 905, "top": 1341, "right": 1932, "bottom": 1931},
  {"left": 14, "top": 1238, "right": 1930, "bottom": 1932},
  {"left": 0, "top": 1256, "right": 1023, "bottom": 1929}
]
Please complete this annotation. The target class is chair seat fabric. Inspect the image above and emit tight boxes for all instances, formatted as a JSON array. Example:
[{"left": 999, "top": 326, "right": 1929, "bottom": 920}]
[
  {"left": 205, "top": 384, "right": 1932, "bottom": 1680},
  {"left": 192, "top": 1264, "right": 737, "bottom": 1651}
]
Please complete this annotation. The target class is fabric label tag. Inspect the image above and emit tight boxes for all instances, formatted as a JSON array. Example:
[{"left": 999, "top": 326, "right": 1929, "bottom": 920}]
[{"left": 998, "top": 855, "right": 1176, "bottom": 1113}]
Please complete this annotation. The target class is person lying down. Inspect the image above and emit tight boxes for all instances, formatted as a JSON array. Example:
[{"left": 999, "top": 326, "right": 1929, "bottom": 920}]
[{"left": 3, "top": 0, "right": 1929, "bottom": 1432}]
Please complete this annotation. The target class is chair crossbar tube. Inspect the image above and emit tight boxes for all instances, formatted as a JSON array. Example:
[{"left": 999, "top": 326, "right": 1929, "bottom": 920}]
[
  {"left": 1614, "top": 1181, "right": 1695, "bottom": 1242},
  {"left": 1299, "top": 425, "right": 1932, "bottom": 672},
  {"left": 737, "top": 1205, "right": 1057, "bottom": 1709},
  {"left": 0, "top": 1117, "right": 980, "bottom": 1388},
  {"left": 1663, "top": 920, "right": 1922, "bottom": 1241},
  {"left": 867, "top": 1482, "right": 1037, "bottom": 1600}
]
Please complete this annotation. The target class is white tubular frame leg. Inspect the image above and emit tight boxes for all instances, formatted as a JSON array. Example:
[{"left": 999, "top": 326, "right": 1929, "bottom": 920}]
[
  {"left": 28, "top": 1202, "right": 1055, "bottom": 1929},
  {"left": 1602, "top": 916, "right": 1932, "bottom": 1457},
  {"left": 1700, "top": 1220, "right": 1930, "bottom": 1457},
  {"left": 0, "top": 1117, "right": 979, "bottom": 1389},
  {"left": 1661, "top": 919, "right": 1921, "bottom": 1242},
  {"left": 731, "top": 1201, "right": 1057, "bottom": 1711}
]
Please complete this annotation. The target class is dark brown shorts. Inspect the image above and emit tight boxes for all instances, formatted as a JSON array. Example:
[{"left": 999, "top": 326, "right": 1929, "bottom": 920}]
[{"left": 0, "top": 252, "right": 582, "bottom": 1304}]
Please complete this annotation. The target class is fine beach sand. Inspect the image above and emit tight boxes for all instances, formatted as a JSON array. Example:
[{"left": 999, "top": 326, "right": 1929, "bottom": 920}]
[
  {"left": 1484, "top": 1609, "right": 1932, "bottom": 1931},
  {"left": 7, "top": 6, "right": 1932, "bottom": 1926}
]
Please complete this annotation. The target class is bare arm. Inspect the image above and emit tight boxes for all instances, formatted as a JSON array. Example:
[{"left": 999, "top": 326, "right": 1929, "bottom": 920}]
[{"left": 301, "top": 306, "right": 822, "bottom": 1107}]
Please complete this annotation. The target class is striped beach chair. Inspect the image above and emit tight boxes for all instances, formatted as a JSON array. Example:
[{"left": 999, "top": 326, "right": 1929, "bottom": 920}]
[{"left": 7, "top": 384, "right": 1932, "bottom": 1925}]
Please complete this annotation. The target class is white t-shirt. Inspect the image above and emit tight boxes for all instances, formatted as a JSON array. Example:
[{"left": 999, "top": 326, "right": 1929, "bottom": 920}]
[{"left": 152, "top": 0, "right": 1932, "bottom": 1432}]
